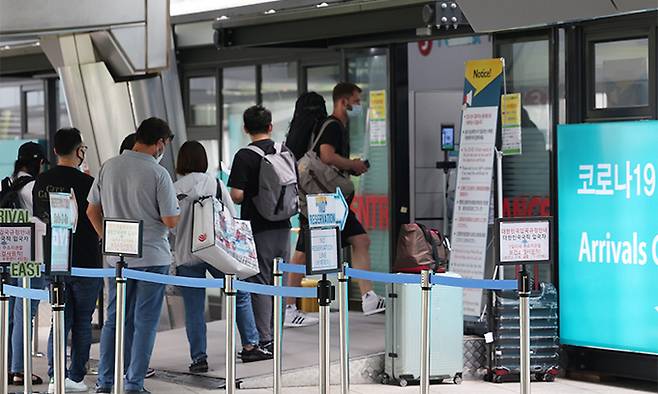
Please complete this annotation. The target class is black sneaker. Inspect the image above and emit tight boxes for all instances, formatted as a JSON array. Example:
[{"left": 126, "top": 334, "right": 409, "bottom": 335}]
[
  {"left": 125, "top": 389, "right": 151, "bottom": 394},
  {"left": 241, "top": 346, "right": 273, "bottom": 363},
  {"left": 95, "top": 387, "right": 112, "bottom": 393},
  {"left": 260, "top": 341, "right": 274, "bottom": 354},
  {"left": 189, "top": 358, "right": 209, "bottom": 373}
]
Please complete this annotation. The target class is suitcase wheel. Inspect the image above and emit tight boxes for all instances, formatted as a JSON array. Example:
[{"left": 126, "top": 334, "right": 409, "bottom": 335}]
[
  {"left": 378, "top": 373, "right": 390, "bottom": 385},
  {"left": 453, "top": 374, "right": 463, "bottom": 385},
  {"left": 398, "top": 378, "right": 408, "bottom": 387}
]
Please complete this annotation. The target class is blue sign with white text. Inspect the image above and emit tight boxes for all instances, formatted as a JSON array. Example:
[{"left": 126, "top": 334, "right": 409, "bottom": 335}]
[{"left": 558, "top": 120, "right": 658, "bottom": 355}]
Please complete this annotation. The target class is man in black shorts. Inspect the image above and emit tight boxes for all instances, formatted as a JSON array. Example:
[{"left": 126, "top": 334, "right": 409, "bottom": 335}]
[{"left": 285, "top": 83, "right": 385, "bottom": 324}]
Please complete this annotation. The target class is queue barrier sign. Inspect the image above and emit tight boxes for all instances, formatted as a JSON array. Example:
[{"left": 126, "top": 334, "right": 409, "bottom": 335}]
[
  {"left": 307, "top": 188, "right": 349, "bottom": 230},
  {"left": 306, "top": 226, "right": 341, "bottom": 275},
  {"left": 10, "top": 262, "right": 41, "bottom": 278},
  {"left": 0, "top": 222, "right": 35, "bottom": 265},
  {"left": 495, "top": 217, "right": 553, "bottom": 266},
  {"left": 103, "top": 218, "right": 143, "bottom": 258}
]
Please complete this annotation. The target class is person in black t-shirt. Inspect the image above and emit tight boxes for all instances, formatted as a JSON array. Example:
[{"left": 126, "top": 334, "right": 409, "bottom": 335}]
[
  {"left": 288, "top": 82, "right": 385, "bottom": 319},
  {"left": 33, "top": 128, "right": 101, "bottom": 392},
  {"left": 228, "top": 105, "right": 291, "bottom": 352}
]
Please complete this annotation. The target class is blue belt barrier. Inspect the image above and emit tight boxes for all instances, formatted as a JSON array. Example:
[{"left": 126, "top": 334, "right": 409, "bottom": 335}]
[
  {"left": 346, "top": 268, "right": 421, "bottom": 284},
  {"left": 431, "top": 275, "right": 518, "bottom": 291},
  {"left": 278, "top": 262, "right": 306, "bottom": 274},
  {"left": 71, "top": 267, "right": 115, "bottom": 278},
  {"left": 234, "top": 280, "right": 316, "bottom": 299},
  {"left": 4, "top": 285, "right": 49, "bottom": 301},
  {"left": 123, "top": 269, "right": 225, "bottom": 289}
]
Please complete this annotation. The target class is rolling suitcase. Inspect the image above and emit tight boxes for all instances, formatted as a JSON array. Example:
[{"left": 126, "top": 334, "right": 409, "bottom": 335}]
[
  {"left": 486, "top": 282, "right": 560, "bottom": 383},
  {"left": 381, "top": 272, "right": 464, "bottom": 387}
]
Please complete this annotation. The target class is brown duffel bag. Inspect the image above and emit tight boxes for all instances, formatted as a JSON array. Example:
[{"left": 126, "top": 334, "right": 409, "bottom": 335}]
[{"left": 394, "top": 223, "right": 449, "bottom": 273}]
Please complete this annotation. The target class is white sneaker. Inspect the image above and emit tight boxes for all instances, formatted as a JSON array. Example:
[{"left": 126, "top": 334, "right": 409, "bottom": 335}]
[
  {"left": 362, "top": 291, "right": 386, "bottom": 316},
  {"left": 284, "top": 305, "right": 319, "bottom": 327},
  {"left": 48, "top": 377, "right": 89, "bottom": 393}
]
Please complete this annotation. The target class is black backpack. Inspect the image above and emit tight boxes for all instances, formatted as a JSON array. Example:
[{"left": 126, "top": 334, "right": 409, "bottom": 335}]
[
  {"left": 0, "top": 175, "right": 34, "bottom": 209},
  {"left": 285, "top": 92, "right": 328, "bottom": 160}
]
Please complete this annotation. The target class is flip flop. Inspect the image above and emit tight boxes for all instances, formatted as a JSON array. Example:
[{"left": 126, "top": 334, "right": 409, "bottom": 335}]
[{"left": 12, "top": 372, "right": 43, "bottom": 385}]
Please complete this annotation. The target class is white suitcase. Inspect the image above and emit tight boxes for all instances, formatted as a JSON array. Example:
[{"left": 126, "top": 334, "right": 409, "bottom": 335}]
[{"left": 382, "top": 272, "right": 464, "bottom": 387}]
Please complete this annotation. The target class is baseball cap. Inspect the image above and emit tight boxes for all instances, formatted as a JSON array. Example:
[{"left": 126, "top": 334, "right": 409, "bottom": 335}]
[{"left": 17, "top": 142, "right": 49, "bottom": 164}]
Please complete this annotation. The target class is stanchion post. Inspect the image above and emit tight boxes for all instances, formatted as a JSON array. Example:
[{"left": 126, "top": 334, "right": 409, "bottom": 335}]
[
  {"left": 114, "top": 256, "right": 127, "bottom": 394},
  {"left": 519, "top": 265, "right": 531, "bottom": 394},
  {"left": 272, "top": 258, "right": 283, "bottom": 394},
  {"left": 22, "top": 276, "right": 33, "bottom": 394},
  {"left": 0, "top": 264, "right": 10, "bottom": 394},
  {"left": 337, "top": 263, "right": 350, "bottom": 394},
  {"left": 317, "top": 275, "right": 333, "bottom": 394},
  {"left": 51, "top": 277, "right": 66, "bottom": 394},
  {"left": 32, "top": 308, "right": 44, "bottom": 357},
  {"left": 225, "top": 274, "right": 236, "bottom": 394},
  {"left": 420, "top": 270, "right": 432, "bottom": 394}
]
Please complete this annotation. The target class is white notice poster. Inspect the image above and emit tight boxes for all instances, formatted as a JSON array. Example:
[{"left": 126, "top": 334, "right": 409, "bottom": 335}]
[
  {"left": 449, "top": 106, "right": 498, "bottom": 317},
  {"left": 104, "top": 220, "right": 142, "bottom": 257}
]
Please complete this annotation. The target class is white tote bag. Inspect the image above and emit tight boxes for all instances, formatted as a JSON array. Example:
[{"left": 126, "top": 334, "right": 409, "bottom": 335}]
[{"left": 191, "top": 196, "right": 260, "bottom": 279}]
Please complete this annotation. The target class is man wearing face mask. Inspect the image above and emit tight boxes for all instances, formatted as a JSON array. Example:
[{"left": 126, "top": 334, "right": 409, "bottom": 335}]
[
  {"left": 32, "top": 127, "right": 100, "bottom": 392},
  {"left": 87, "top": 117, "right": 179, "bottom": 394},
  {"left": 289, "top": 82, "right": 386, "bottom": 318}
]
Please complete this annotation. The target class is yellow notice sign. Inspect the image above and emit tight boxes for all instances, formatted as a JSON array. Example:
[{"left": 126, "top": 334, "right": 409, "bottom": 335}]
[
  {"left": 501, "top": 93, "right": 522, "bottom": 155},
  {"left": 464, "top": 58, "right": 504, "bottom": 97},
  {"left": 369, "top": 90, "right": 386, "bottom": 120},
  {"left": 369, "top": 90, "right": 387, "bottom": 146}
]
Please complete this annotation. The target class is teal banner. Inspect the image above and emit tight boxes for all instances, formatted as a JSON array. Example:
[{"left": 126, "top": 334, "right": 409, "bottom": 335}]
[{"left": 558, "top": 120, "right": 658, "bottom": 355}]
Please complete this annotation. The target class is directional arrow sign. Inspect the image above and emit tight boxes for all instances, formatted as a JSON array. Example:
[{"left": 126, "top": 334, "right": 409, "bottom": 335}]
[{"left": 306, "top": 187, "right": 350, "bottom": 231}]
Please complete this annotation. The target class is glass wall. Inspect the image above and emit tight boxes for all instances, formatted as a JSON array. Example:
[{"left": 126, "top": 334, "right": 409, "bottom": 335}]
[
  {"left": 348, "top": 53, "right": 390, "bottom": 296},
  {"left": 0, "top": 84, "right": 21, "bottom": 139},
  {"left": 593, "top": 38, "right": 649, "bottom": 109},
  {"left": 498, "top": 37, "right": 552, "bottom": 284},
  {"left": 221, "top": 66, "right": 256, "bottom": 164},
  {"left": 57, "top": 80, "right": 71, "bottom": 129},
  {"left": 307, "top": 65, "right": 340, "bottom": 114},
  {"left": 262, "top": 62, "right": 297, "bottom": 144},
  {"left": 189, "top": 76, "right": 217, "bottom": 126},
  {"left": 25, "top": 89, "right": 45, "bottom": 137}
]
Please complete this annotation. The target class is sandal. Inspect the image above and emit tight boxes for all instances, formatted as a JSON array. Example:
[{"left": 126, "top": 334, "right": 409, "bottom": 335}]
[{"left": 11, "top": 372, "right": 43, "bottom": 385}]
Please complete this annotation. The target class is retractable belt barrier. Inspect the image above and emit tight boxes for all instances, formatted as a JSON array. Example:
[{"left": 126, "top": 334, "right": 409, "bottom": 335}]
[{"left": 3, "top": 263, "right": 519, "bottom": 394}]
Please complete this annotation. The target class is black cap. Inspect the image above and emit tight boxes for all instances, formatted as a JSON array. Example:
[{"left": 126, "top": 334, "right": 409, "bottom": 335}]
[{"left": 17, "top": 142, "right": 49, "bottom": 164}]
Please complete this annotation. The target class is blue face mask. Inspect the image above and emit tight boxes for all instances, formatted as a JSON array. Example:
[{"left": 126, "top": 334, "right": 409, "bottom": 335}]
[{"left": 347, "top": 104, "right": 363, "bottom": 117}]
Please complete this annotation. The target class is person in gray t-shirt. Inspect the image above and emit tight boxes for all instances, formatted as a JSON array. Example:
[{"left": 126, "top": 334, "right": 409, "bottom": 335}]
[{"left": 87, "top": 117, "right": 179, "bottom": 393}]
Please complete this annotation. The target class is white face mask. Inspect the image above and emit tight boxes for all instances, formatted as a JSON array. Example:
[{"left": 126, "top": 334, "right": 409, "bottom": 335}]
[
  {"left": 154, "top": 141, "right": 165, "bottom": 164},
  {"left": 347, "top": 103, "right": 363, "bottom": 117}
]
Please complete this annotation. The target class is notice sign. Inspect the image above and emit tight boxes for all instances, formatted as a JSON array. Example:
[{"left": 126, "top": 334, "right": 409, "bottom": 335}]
[
  {"left": 10, "top": 262, "right": 41, "bottom": 278},
  {"left": 103, "top": 219, "right": 143, "bottom": 258},
  {"left": 497, "top": 218, "right": 551, "bottom": 265},
  {"left": 0, "top": 223, "right": 34, "bottom": 263},
  {"left": 306, "top": 189, "right": 349, "bottom": 230},
  {"left": 369, "top": 90, "right": 387, "bottom": 146},
  {"left": 0, "top": 209, "right": 30, "bottom": 224},
  {"left": 450, "top": 58, "right": 503, "bottom": 317},
  {"left": 306, "top": 227, "right": 340, "bottom": 275},
  {"left": 49, "top": 192, "right": 77, "bottom": 230},
  {"left": 501, "top": 93, "right": 522, "bottom": 156},
  {"left": 48, "top": 227, "right": 72, "bottom": 274}
]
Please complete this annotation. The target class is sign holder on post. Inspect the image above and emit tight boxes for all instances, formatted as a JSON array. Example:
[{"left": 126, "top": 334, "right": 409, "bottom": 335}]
[
  {"left": 102, "top": 218, "right": 143, "bottom": 394},
  {"left": 0, "top": 262, "right": 10, "bottom": 394},
  {"left": 224, "top": 274, "right": 236, "bottom": 394},
  {"left": 419, "top": 270, "right": 432, "bottom": 394},
  {"left": 495, "top": 216, "right": 552, "bottom": 394},
  {"left": 272, "top": 258, "right": 283, "bottom": 394},
  {"left": 337, "top": 262, "right": 350, "bottom": 394}
]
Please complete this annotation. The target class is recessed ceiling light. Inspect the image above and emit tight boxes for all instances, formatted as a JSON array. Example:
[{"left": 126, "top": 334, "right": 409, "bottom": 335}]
[
  {"left": 316, "top": 2, "right": 329, "bottom": 7},
  {"left": 264, "top": 9, "right": 276, "bottom": 15},
  {"left": 216, "top": 15, "right": 229, "bottom": 21}
]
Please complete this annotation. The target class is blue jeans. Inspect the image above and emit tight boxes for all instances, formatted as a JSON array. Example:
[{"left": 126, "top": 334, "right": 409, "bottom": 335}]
[
  {"left": 97, "top": 265, "right": 168, "bottom": 392},
  {"left": 47, "top": 276, "right": 102, "bottom": 381},
  {"left": 11, "top": 276, "right": 46, "bottom": 373},
  {"left": 176, "top": 263, "right": 259, "bottom": 363}
]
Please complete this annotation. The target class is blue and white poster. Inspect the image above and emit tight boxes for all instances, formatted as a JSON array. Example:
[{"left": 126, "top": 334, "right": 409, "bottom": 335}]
[{"left": 558, "top": 120, "right": 658, "bottom": 355}]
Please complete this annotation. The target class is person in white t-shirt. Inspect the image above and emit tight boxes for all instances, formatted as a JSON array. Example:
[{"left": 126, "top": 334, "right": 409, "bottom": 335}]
[{"left": 6, "top": 142, "right": 48, "bottom": 386}]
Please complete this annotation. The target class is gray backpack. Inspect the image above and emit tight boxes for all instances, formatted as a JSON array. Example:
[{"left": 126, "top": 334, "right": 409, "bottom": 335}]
[{"left": 247, "top": 143, "right": 299, "bottom": 221}]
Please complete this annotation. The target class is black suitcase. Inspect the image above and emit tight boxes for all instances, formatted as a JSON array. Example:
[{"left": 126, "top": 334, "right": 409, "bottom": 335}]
[{"left": 485, "top": 282, "right": 560, "bottom": 383}]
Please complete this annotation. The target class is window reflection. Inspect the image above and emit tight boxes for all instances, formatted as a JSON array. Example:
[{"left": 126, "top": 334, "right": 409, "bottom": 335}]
[
  {"left": 26, "top": 89, "right": 45, "bottom": 137},
  {"left": 222, "top": 66, "right": 256, "bottom": 165},
  {"left": 189, "top": 76, "right": 217, "bottom": 126},
  {"left": 0, "top": 86, "right": 21, "bottom": 139},
  {"left": 307, "top": 65, "right": 340, "bottom": 114},
  {"left": 594, "top": 38, "right": 649, "bottom": 109},
  {"left": 262, "top": 63, "right": 297, "bottom": 144}
]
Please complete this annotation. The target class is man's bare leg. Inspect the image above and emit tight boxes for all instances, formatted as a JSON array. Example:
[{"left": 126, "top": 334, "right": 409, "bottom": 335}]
[{"left": 286, "top": 250, "right": 305, "bottom": 306}]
